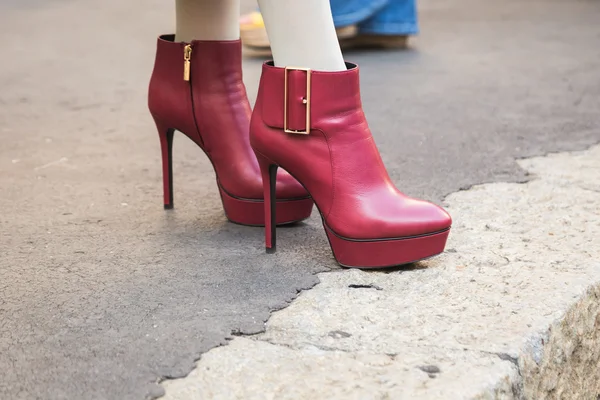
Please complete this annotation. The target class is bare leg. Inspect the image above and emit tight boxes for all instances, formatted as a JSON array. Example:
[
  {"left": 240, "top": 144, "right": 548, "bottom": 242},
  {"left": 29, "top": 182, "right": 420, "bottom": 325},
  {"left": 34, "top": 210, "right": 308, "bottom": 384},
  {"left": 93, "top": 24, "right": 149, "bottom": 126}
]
[
  {"left": 258, "top": 0, "right": 346, "bottom": 71},
  {"left": 175, "top": 0, "right": 240, "bottom": 42}
]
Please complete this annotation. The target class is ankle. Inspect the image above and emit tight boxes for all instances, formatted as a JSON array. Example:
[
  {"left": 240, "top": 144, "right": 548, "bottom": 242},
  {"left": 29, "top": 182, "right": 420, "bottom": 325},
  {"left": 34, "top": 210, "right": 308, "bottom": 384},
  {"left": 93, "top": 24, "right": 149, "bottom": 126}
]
[
  {"left": 273, "top": 53, "right": 347, "bottom": 72},
  {"left": 258, "top": 0, "right": 346, "bottom": 72},
  {"left": 175, "top": 0, "right": 240, "bottom": 42}
]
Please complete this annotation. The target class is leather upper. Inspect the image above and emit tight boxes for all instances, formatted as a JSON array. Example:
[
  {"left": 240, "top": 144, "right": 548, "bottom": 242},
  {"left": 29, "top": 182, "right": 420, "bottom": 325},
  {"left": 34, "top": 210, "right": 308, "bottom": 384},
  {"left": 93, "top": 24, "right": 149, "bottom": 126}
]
[
  {"left": 148, "top": 35, "right": 307, "bottom": 201},
  {"left": 251, "top": 62, "right": 451, "bottom": 240}
]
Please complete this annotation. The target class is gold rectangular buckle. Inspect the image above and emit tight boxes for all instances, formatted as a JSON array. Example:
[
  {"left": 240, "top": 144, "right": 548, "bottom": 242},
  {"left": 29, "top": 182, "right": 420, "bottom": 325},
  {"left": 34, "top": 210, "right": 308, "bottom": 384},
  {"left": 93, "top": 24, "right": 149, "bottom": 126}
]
[{"left": 284, "top": 66, "right": 311, "bottom": 134}]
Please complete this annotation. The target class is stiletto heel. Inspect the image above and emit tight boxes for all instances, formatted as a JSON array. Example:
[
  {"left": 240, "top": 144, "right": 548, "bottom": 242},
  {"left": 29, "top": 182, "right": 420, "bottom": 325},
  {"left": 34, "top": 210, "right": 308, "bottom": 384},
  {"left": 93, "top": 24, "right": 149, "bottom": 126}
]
[
  {"left": 156, "top": 120, "right": 175, "bottom": 210},
  {"left": 147, "top": 35, "right": 313, "bottom": 226},
  {"left": 257, "top": 153, "right": 278, "bottom": 252}
]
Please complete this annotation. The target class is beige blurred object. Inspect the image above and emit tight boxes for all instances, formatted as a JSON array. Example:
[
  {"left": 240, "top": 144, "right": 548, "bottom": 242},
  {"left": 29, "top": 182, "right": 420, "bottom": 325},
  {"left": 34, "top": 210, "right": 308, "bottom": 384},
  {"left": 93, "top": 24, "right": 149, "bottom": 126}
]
[{"left": 240, "top": 11, "right": 408, "bottom": 55}]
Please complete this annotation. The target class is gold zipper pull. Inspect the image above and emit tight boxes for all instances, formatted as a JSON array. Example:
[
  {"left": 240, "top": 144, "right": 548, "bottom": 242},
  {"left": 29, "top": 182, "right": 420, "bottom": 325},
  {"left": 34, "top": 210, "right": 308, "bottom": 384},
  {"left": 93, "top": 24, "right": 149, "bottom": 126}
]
[{"left": 183, "top": 44, "right": 192, "bottom": 81}]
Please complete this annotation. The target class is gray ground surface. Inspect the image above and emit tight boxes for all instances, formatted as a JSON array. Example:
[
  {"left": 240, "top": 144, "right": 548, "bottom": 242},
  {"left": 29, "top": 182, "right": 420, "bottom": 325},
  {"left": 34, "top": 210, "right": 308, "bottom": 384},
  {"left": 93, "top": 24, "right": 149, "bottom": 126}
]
[
  {"left": 0, "top": 0, "right": 598, "bottom": 399},
  {"left": 162, "top": 144, "right": 600, "bottom": 399}
]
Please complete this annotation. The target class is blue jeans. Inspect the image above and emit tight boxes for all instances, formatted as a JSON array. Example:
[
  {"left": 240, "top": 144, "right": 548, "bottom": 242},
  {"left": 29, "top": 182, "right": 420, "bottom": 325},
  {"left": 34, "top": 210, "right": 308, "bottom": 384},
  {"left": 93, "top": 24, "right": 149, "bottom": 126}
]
[{"left": 330, "top": 0, "right": 418, "bottom": 35}]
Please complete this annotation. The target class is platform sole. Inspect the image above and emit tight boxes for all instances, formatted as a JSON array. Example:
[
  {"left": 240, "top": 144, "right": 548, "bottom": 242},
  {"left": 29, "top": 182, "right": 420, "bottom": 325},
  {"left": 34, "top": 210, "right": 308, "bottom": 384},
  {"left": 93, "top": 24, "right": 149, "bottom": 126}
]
[
  {"left": 220, "top": 187, "right": 313, "bottom": 227},
  {"left": 325, "top": 225, "right": 450, "bottom": 269}
]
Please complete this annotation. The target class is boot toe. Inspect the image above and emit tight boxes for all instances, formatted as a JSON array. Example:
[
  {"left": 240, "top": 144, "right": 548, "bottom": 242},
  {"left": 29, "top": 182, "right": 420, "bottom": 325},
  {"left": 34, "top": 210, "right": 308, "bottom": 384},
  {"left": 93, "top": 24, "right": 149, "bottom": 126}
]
[
  {"left": 415, "top": 200, "right": 452, "bottom": 234},
  {"left": 328, "top": 195, "right": 451, "bottom": 240},
  {"left": 386, "top": 197, "right": 451, "bottom": 237}
]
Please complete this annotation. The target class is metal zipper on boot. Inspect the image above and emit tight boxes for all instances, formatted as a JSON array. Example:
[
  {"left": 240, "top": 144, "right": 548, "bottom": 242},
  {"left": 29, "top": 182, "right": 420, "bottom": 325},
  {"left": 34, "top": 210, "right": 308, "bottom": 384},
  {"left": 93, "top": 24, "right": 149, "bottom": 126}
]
[{"left": 183, "top": 44, "right": 192, "bottom": 81}]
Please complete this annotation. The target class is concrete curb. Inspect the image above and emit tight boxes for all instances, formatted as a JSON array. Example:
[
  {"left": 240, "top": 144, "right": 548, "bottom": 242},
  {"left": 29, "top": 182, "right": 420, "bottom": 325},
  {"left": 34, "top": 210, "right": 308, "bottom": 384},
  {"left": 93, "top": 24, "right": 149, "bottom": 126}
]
[{"left": 161, "top": 145, "right": 600, "bottom": 399}]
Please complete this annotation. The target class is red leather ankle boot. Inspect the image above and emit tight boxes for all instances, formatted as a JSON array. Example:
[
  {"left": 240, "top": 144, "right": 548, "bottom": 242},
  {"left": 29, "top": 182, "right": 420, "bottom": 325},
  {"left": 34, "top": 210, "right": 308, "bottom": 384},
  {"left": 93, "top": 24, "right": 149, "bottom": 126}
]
[
  {"left": 251, "top": 62, "right": 452, "bottom": 268},
  {"left": 148, "top": 35, "right": 313, "bottom": 226}
]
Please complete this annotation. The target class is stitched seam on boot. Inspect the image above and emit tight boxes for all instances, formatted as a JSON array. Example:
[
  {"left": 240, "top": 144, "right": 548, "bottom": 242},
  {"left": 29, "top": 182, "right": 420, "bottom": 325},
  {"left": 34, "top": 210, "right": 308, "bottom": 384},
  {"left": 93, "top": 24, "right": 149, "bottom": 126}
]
[{"left": 318, "top": 128, "right": 336, "bottom": 221}]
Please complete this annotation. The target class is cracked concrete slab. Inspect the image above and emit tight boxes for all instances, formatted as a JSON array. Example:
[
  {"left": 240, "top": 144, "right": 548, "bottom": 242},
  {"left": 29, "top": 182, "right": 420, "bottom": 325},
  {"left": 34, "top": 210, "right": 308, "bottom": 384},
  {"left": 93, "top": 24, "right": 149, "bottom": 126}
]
[
  {"left": 162, "top": 145, "right": 600, "bottom": 399},
  {"left": 162, "top": 338, "right": 520, "bottom": 400}
]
